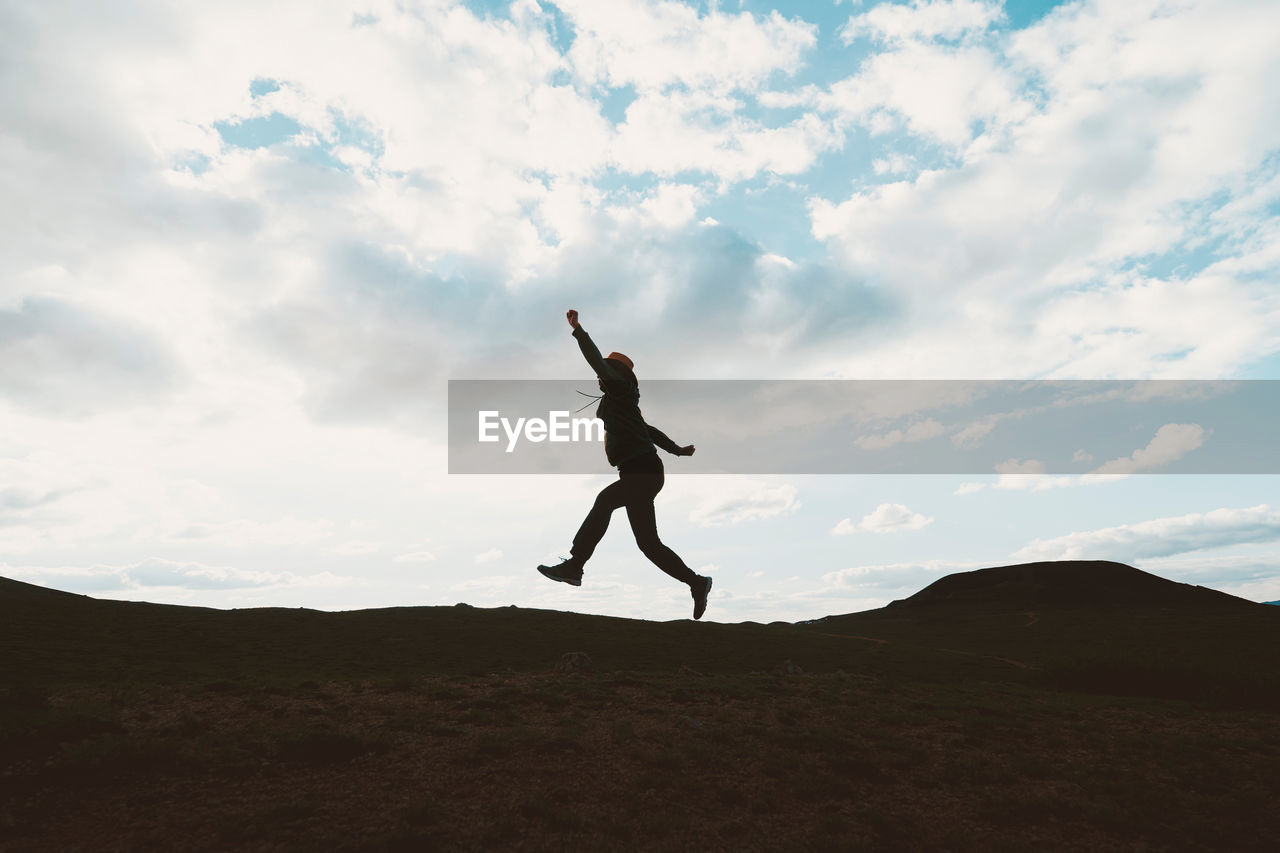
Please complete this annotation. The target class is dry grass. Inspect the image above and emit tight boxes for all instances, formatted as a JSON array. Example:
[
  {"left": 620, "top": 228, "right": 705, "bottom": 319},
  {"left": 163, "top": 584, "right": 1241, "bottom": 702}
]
[
  {"left": 4, "top": 671, "right": 1279, "bottom": 851},
  {"left": 3, "top": 572, "right": 1279, "bottom": 851}
]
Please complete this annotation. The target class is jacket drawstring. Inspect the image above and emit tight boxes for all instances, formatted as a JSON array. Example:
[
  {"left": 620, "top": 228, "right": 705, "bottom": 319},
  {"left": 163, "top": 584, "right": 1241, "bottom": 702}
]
[{"left": 573, "top": 389, "right": 604, "bottom": 413}]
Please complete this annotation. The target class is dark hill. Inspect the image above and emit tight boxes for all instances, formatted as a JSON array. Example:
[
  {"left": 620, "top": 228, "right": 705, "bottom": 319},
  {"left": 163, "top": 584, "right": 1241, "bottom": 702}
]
[
  {"left": 885, "top": 560, "right": 1257, "bottom": 611},
  {"left": 798, "top": 560, "right": 1279, "bottom": 708},
  {"left": 0, "top": 575, "right": 917, "bottom": 688},
  {"left": 3, "top": 563, "right": 1277, "bottom": 707},
  {"left": 3, "top": 567, "right": 1279, "bottom": 852},
  {"left": 4, "top": 574, "right": 1280, "bottom": 852},
  {"left": 0, "top": 576, "right": 94, "bottom": 602}
]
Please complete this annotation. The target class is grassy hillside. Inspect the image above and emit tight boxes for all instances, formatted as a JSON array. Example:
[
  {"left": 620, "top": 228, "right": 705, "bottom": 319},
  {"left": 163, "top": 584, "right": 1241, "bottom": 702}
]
[
  {"left": 799, "top": 560, "right": 1280, "bottom": 708},
  {"left": 2, "top": 563, "right": 1278, "bottom": 851},
  {"left": 0, "top": 577, "right": 990, "bottom": 687}
]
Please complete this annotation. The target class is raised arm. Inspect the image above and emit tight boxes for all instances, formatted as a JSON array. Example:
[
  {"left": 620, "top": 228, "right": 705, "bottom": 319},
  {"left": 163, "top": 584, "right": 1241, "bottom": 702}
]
[{"left": 566, "top": 309, "right": 625, "bottom": 382}]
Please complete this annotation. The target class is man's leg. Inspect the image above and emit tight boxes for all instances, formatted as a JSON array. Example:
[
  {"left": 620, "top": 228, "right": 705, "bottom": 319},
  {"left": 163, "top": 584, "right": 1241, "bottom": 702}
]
[
  {"left": 626, "top": 498, "right": 699, "bottom": 586},
  {"left": 568, "top": 478, "right": 632, "bottom": 565}
]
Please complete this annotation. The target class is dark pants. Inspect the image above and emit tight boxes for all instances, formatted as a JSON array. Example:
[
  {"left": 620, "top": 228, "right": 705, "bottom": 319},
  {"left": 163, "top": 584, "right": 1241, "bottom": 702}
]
[{"left": 570, "top": 452, "right": 698, "bottom": 586}]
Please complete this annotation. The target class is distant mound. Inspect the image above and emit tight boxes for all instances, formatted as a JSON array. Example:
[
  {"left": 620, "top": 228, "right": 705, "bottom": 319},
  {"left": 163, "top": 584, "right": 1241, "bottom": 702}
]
[
  {"left": 0, "top": 576, "right": 92, "bottom": 603},
  {"left": 887, "top": 560, "right": 1256, "bottom": 611}
]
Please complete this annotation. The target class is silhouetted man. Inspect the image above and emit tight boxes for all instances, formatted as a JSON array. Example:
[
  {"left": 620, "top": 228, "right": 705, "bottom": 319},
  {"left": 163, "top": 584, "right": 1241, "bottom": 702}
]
[{"left": 538, "top": 309, "right": 713, "bottom": 620}]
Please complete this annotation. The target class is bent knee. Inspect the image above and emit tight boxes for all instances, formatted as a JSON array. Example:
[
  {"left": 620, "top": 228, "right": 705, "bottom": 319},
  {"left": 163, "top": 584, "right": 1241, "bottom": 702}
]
[
  {"left": 636, "top": 536, "right": 665, "bottom": 557},
  {"left": 593, "top": 492, "right": 624, "bottom": 511}
]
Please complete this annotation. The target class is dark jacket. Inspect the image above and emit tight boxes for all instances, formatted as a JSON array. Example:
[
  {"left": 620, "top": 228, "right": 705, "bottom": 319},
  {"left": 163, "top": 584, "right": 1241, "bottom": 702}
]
[{"left": 572, "top": 325, "right": 684, "bottom": 467}]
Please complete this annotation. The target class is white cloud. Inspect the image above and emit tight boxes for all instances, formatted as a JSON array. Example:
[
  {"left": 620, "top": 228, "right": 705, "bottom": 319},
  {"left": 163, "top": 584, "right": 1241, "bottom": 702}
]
[
  {"left": 393, "top": 550, "right": 437, "bottom": 563},
  {"left": 995, "top": 475, "right": 1078, "bottom": 491},
  {"left": 872, "top": 153, "right": 915, "bottom": 176},
  {"left": 820, "top": 40, "right": 1030, "bottom": 149},
  {"left": 1134, "top": 552, "right": 1280, "bottom": 587},
  {"left": 1133, "top": 552, "right": 1280, "bottom": 603},
  {"left": 956, "top": 431, "right": 1202, "bottom": 493},
  {"left": 988, "top": 457, "right": 1074, "bottom": 491},
  {"left": 841, "top": 0, "right": 1003, "bottom": 44},
  {"left": 1089, "top": 423, "right": 1205, "bottom": 475},
  {"left": 551, "top": 2, "right": 841, "bottom": 185},
  {"left": 809, "top": 0, "right": 1280, "bottom": 380},
  {"left": 950, "top": 417, "right": 1000, "bottom": 448},
  {"left": 332, "top": 539, "right": 383, "bottom": 555},
  {"left": 1012, "top": 504, "right": 1280, "bottom": 563},
  {"left": 4, "top": 559, "right": 352, "bottom": 592},
  {"left": 837, "top": 502, "right": 934, "bottom": 534},
  {"left": 0, "top": 296, "right": 184, "bottom": 416},
  {"left": 474, "top": 548, "right": 504, "bottom": 564},
  {"left": 956, "top": 470, "right": 1082, "bottom": 494},
  {"left": 994, "top": 457, "right": 1042, "bottom": 475},
  {"left": 451, "top": 574, "right": 520, "bottom": 593},
  {"left": 853, "top": 418, "right": 944, "bottom": 450},
  {"left": 831, "top": 517, "right": 859, "bottom": 535},
  {"left": 610, "top": 91, "right": 843, "bottom": 182},
  {"left": 822, "top": 558, "right": 985, "bottom": 589},
  {"left": 689, "top": 482, "right": 799, "bottom": 527},
  {"left": 560, "top": 0, "right": 817, "bottom": 94},
  {"left": 639, "top": 183, "right": 703, "bottom": 229},
  {"left": 165, "top": 517, "right": 336, "bottom": 548}
]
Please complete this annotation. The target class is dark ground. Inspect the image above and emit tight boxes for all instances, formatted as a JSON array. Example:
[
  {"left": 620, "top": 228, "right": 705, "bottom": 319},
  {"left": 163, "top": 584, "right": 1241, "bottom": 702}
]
[{"left": 2, "top": 562, "right": 1278, "bottom": 851}]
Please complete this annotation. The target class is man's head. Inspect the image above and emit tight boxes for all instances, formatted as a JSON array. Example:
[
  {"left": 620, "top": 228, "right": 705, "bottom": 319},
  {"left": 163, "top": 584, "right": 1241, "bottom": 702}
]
[{"left": 602, "top": 351, "right": 637, "bottom": 389}]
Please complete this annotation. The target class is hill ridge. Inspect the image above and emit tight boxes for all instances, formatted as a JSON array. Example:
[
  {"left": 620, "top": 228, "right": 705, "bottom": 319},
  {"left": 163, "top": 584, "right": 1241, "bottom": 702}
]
[
  {"left": 881, "top": 559, "right": 1259, "bottom": 612},
  {"left": 3, "top": 560, "right": 1268, "bottom": 621},
  {"left": 0, "top": 575, "right": 94, "bottom": 602}
]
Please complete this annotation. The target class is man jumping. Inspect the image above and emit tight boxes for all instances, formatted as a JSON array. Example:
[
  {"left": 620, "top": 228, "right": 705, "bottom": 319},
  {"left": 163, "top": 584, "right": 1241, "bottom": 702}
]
[{"left": 537, "top": 309, "right": 713, "bottom": 620}]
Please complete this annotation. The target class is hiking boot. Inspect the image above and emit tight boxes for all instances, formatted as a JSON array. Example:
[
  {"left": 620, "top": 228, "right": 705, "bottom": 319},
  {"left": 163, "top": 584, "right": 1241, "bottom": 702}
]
[
  {"left": 691, "top": 575, "right": 713, "bottom": 620},
  {"left": 537, "top": 558, "right": 583, "bottom": 587}
]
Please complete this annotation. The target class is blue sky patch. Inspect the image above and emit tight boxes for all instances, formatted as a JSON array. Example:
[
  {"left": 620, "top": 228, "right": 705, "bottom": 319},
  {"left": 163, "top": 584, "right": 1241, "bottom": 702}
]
[
  {"left": 1002, "top": 0, "right": 1075, "bottom": 30},
  {"left": 598, "top": 84, "right": 636, "bottom": 126},
  {"left": 215, "top": 112, "right": 303, "bottom": 150},
  {"left": 172, "top": 151, "right": 212, "bottom": 175},
  {"left": 249, "top": 77, "right": 282, "bottom": 97}
]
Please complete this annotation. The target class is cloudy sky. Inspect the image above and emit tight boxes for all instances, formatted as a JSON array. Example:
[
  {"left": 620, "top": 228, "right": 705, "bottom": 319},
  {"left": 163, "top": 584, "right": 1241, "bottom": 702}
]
[{"left": 3, "top": 0, "right": 1279, "bottom": 621}]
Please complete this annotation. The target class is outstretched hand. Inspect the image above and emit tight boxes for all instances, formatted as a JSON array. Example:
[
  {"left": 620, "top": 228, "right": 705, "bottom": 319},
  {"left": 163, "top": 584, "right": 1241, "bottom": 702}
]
[
  {"left": 566, "top": 309, "right": 580, "bottom": 329},
  {"left": 680, "top": 445, "right": 696, "bottom": 456}
]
